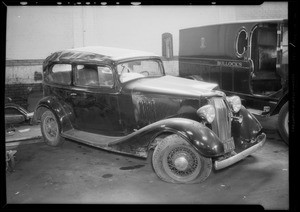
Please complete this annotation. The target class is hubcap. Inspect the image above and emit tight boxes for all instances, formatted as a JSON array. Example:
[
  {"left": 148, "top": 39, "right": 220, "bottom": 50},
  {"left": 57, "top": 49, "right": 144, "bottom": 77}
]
[
  {"left": 163, "top": 145, "right": 201, "bottom": 180},
  {"left": 174, "top": 154, "right": 189, "bottom": 171},
  {"left": 44, "top": 116, "right": 58, "bottom": 140}
]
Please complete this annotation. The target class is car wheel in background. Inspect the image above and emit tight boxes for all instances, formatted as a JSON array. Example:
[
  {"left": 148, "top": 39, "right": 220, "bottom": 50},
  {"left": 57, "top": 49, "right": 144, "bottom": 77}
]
[{"left": 278, "top": 102, "right": 289, "bottom": 144}]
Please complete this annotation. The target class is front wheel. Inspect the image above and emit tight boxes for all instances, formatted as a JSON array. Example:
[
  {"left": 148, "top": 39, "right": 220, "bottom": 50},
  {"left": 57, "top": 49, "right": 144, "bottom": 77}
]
[
  {"left": 152, "top": 134, "right": 212, "bottom": 184},
  {"left": 278, "top": 102, "right": 289, "bottom": 144},
  {"left": 41, "top": 109, "right": 64, "bottom": 146}
]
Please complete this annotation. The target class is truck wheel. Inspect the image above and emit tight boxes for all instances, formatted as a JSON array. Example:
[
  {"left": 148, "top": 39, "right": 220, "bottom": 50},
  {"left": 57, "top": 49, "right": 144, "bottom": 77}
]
[
  {"left": 278, "top": 102, "right": 289, "bottom": 144},
  {"left": 41, "top": 110, "right": 64, "bottom": 146},
  {"left": 152, "top": 134, "right": 212, "bottom": 184}
]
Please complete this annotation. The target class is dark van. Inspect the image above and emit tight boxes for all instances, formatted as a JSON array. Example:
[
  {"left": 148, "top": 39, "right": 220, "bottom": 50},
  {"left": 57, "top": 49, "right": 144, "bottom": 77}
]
[{"left": 179, "top": 19, "right": 288, "bottom": 143}]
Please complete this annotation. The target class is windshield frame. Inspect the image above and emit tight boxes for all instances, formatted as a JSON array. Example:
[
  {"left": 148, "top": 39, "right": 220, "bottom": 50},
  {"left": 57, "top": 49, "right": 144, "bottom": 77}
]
[{"left": 115, "top": 58, "right": 165, "bottom": 84}]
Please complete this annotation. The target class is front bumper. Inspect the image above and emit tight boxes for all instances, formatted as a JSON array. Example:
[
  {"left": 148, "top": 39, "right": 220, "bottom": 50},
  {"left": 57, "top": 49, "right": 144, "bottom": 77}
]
[{"left": 214, "top": 133, "right": 266, "bottom": 170}]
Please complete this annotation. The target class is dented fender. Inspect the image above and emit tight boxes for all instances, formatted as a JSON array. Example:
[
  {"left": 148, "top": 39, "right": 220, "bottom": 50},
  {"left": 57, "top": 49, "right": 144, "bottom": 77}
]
[
  {"left": 109, "top": 117, "right": 225, "bottom": 158},
  {"left": 231, "top": 106, "right": 263, "bottom": 150}
]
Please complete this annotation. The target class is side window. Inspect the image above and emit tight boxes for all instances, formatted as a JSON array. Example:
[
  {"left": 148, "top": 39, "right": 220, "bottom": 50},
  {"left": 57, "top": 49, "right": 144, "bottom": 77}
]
[
  {"left": 75, "top": 65, "right": 113, "bottom": 88},
  {"left": 45, "top": 64, "right": 72, "bottom": 85},
  {"left": 97, "top": 67, "right": 114, "bottom": 87}
]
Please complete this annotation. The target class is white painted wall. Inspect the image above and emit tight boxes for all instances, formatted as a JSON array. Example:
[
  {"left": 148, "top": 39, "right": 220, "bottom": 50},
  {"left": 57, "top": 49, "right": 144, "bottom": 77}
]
[
  {"left": 6, "top": 2, "right": 288, "bottom": 60},
  {"left": 6, "top": 6, "right": 74, "bottom": 60}
]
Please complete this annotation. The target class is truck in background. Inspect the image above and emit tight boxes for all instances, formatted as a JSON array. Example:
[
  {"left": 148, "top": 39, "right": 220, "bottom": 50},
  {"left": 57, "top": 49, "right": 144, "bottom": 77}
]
[{"left": 179, "top": 19, "right": 288, "bottom": 144}]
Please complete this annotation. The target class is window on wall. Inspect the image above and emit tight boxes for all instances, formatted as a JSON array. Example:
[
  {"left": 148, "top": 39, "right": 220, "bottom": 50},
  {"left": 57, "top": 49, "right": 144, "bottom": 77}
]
[
  {"left": 74, "top": 64, "right": 114, "bottom": 88},
  {"left": 45, "top": 64, "right": 72, "bottom": 85}
]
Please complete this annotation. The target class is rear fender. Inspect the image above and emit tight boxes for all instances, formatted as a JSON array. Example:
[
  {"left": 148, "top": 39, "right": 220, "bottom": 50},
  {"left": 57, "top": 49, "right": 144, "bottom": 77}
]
[
  {"left": 109, "top": 118, "right": 225, "bottom": 158},
  {"left": 34, "top": 96, "right": 74, "bottom": 132}
]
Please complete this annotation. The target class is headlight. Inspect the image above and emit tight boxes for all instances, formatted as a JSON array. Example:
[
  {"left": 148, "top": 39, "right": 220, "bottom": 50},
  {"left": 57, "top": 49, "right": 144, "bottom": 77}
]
[
  {"left": 226, "top": 96, "right": 242, "bottom": 113},
  {"left": 197, "top": 105, "right": 215, "bottom": 123}
]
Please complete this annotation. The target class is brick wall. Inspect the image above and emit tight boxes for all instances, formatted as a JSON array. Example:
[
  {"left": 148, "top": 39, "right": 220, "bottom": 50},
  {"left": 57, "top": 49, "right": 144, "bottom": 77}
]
[
  {"left": 6, "top": 60, "right": 43, "bottom": 84},
  {"left": 5, "top": 60, "right": 43, "bottom": 109}
]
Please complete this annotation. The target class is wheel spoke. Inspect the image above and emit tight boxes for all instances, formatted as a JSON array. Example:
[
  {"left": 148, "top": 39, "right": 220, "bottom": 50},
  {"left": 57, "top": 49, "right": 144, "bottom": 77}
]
[
  {"left": 43, "top": 116, "right": 58, "bottom": 139},
  {"left": 166, "top": 146, "right": 199, "bottom": 177}
]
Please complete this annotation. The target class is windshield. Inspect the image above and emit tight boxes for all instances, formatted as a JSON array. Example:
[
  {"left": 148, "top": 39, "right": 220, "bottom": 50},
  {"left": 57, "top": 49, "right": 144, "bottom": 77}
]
[{"left": 117, "top": 60, "right": 164, "bottom": 83}]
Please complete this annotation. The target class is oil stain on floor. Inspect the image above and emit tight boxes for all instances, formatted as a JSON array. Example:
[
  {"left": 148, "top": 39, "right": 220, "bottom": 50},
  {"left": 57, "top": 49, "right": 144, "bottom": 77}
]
[
  {"left": 102, "top": 174, "right": 113, "bottom": 178},
  {"left": 119, "top": 165, "right": 145, "bottom": 170}
]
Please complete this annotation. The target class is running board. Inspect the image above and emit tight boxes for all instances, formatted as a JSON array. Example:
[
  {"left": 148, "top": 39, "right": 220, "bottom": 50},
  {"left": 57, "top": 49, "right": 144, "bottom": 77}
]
[{"left": 61, "top": 129, "right": 124, "bottom": 148}]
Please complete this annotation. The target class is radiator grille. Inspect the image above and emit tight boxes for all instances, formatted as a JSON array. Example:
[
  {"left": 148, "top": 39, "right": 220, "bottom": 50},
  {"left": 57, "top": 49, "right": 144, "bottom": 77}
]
[{"left": 209, "top": 98, "right": 231, "bottom": 141}]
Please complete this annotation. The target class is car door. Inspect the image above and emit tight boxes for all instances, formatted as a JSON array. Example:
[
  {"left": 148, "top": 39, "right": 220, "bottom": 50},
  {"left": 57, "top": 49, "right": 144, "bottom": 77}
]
[{"left": 67, "top": 64, "right": 122, "bottom": 135}]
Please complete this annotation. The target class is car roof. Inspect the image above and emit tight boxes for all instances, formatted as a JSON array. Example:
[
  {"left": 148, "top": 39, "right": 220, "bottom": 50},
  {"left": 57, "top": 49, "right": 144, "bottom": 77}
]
[
  {"left": 180, "top": 19, "right": 287, "bottom": 30},
  {"left": 70, "top": 46, "right": 159, "bottom": 60},
  {"left": 43, "top": 46, "right": 160, "bottom": 68}
]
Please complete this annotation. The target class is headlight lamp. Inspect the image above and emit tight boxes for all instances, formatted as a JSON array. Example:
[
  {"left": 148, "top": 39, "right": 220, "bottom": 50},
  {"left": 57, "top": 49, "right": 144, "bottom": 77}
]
[
  {"left": 197, "top": 105, "right": 216, "bottom": 124},
  {"left": 226, "top": 96, "right": 242, "bottom": 113}
]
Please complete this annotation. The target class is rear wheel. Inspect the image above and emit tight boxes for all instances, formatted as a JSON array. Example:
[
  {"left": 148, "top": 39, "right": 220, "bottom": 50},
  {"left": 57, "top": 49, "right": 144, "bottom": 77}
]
[
  {"left": 278, "top": 102, "right": 289, "bottom": 144},
  {"left": 41, "top": 110, "right": 64, "bottom": 146},
  {"left": 152, "top": 134, "right": 212, "bottom": 184}
]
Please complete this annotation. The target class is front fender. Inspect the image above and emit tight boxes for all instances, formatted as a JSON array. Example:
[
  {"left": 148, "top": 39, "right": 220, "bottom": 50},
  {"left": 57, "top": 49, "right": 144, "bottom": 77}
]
[
  {"left": 109, "top": 118, "right": 225, "bottom": 158},
  {"left": 34, "top": 96, "right": 74, "bottom": 132},
  {"left": 232, "top": 106, "right": 263, "bottom": 150}
]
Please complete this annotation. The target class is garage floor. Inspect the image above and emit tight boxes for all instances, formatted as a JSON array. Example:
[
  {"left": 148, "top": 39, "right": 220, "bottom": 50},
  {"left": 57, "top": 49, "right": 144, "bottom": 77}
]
[{"left": 5, "top": 115, "right": 289, "bottom": 209}]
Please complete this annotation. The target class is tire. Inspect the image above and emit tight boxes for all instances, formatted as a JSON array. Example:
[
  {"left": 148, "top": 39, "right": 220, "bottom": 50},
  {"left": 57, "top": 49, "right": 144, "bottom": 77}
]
[
  {"left": 152, "top": 134, "right": 212, "bottom": 184},
  {"left": 41, "top": 109, "right": 64, "bottom": 146},
  {"left": 278, "top": 102, "right": 289, "bottom": 144}
]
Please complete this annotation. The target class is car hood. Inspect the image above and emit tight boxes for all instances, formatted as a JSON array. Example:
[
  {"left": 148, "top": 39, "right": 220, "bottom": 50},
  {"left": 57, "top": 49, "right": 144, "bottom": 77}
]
[{"left": 122, "top": 75, "right": 223, "bottom": 98}]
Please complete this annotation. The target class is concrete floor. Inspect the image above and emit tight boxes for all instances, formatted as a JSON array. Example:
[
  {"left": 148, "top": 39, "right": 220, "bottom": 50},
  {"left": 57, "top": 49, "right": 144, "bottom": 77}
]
[{"left": 5, "top": 115, "right": 289, "bottom": 209}]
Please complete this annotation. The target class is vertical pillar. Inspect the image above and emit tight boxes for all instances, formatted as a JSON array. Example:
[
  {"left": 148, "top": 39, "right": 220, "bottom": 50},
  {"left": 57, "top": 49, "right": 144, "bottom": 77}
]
[{"left": 162, "top": 33, "right": 173, "bottom": 59}]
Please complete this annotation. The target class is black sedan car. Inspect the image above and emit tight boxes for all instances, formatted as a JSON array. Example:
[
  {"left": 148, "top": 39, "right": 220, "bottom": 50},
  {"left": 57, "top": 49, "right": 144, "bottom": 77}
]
[{"left": 34, "top": 46, "right": 266, "bottom": 184}]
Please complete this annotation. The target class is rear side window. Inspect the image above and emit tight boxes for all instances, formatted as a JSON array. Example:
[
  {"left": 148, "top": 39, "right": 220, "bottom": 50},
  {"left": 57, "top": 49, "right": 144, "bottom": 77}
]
[
  {"left": 45, "top": 64, "right": 72, "bottom": 85},
  {"left": 75, "top": 65, "right": 114, "bottom": 88}
]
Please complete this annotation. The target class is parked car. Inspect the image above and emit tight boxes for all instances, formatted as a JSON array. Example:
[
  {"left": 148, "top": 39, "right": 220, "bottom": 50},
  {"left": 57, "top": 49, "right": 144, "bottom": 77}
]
[
  {"left": 179, "top": 19, "right": 288, "bottom": 144},
  {"left": 5, "top": 97, "right": 34, "bottom": 135},
  {"left": 34, "top": 46, "right": 266, "bottom": 184}
]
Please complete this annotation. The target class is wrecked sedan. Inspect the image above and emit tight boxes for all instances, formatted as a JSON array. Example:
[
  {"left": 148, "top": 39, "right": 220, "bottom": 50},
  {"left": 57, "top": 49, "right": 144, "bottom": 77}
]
[{"left": 34, "top": 46, "right": 266, "bottom": 184}]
